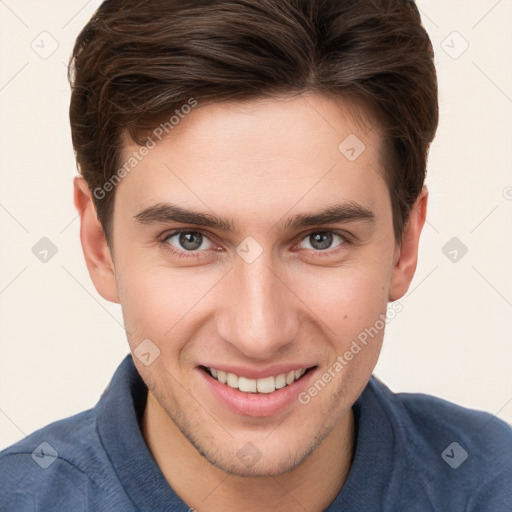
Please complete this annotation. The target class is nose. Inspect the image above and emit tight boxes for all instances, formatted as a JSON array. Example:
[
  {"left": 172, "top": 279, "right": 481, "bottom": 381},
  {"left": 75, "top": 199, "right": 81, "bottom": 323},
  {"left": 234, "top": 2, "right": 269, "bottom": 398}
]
[{"left": 216, "top": 252, "right": 301, "bottom": 358}]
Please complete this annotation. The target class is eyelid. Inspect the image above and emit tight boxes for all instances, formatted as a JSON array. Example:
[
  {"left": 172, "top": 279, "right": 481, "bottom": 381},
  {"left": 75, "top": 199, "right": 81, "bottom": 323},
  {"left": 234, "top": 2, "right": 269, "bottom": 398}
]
[
  {"left": 294, "top": 228, "right": 354, "bottom": 245},
  {"left": 161, "top": 228, "right": 217, "bottom": 250},
  {"left": 159, "top": 228, "right": 220, "bottom": 260}
]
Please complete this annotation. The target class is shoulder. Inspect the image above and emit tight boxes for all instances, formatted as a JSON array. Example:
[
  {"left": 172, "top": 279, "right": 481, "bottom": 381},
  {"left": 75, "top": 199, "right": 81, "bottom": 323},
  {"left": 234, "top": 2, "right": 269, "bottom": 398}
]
[
  {"left": 393, "top": 385, "right": 512, "bottom": 462},
  {"left": 367, "top": 377, "right": 512, "bottom": 509},
  {"left": 0, "top": 407, "right": 100, "bottom": 475},
  {"left": 0, "top": 408, "right": 133, "bottom": 511}
]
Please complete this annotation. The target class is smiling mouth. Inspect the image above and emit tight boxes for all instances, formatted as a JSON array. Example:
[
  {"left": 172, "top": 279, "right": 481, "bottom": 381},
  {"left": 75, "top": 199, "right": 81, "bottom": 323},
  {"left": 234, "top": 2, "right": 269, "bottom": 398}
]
[{"left": 200, "top": 365, "right": 316, "bottom": 394}]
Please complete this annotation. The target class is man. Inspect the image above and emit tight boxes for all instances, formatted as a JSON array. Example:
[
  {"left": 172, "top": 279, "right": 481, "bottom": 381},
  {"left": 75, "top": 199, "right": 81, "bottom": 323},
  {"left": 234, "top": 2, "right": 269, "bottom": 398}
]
[{"left": 1, "top": 0, "right": 511, "bottom": 510}]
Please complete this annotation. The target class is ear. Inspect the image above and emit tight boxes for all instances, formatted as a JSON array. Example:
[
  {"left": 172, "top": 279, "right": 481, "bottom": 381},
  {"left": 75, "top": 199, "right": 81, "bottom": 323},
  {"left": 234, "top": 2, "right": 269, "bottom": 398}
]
[
  {"left": 389, "top": 186, "right": 428, "bottom": 301},
  {"left": 73, "top": 176, "right": 120, "bottom": 304}
]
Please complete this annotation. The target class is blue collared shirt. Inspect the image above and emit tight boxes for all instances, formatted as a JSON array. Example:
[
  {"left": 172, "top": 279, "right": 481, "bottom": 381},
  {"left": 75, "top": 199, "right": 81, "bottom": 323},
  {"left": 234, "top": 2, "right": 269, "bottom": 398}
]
[{"left": 1, "top": 354, "right": 511, "bottom": 511}]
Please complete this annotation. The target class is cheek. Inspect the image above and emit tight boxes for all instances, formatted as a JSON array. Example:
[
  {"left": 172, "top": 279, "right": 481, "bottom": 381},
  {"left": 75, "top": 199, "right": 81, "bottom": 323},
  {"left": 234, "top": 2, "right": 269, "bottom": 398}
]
[
  {"left": 293, "top": 261, "right": 391, "bottom": 333},
  {"left": 116, "top": 258, "right": 218, "bottom": 346},
  {"left": 121, "top": 276, "right": 183, "bottom": 338}
]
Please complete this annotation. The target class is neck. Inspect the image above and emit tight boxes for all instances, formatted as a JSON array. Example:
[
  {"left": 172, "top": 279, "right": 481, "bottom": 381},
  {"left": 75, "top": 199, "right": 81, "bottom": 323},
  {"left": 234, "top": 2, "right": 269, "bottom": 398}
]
[{"left": 141, "top": 391, "right": 355, "bottom": 512}]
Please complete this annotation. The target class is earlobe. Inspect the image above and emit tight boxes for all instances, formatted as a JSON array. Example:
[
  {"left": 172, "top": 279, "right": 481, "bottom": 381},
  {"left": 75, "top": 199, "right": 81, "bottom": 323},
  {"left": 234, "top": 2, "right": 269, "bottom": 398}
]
[
  {"left": 388, "top": 186, "right": 428, "bottom": 301},
  {"left": 73, "top": 176, "right": 120, "bottom": 304}
]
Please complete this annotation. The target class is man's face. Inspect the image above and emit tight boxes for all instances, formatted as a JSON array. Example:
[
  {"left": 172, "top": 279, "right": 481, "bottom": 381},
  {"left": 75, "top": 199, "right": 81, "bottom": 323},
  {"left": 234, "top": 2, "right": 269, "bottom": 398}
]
[{"left": 110, "top": 94, "right": 399, "bottom": 476}]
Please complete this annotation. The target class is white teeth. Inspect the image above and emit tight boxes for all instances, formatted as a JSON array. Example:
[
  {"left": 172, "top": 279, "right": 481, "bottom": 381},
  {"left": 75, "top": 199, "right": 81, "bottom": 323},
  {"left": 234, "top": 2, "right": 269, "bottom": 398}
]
[
  {"left": 207, "top": 366, "right": 308, "bottom": 393},
  {"left": 226, "top": 373, "right": 239, "bottom": 389},
  {"left": 238, "top": 376, "right": 257, "bottom": 393},
  {"left": 256, "top": 376, "right": 275, "bottom": 394},
  {"left": 275, "top": 374, "right": 287, "bottom": 389}
]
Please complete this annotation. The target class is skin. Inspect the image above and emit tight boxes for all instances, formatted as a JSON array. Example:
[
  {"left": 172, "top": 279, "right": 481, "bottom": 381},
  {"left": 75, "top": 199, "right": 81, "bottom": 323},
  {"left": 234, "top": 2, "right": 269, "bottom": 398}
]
[{"left": 74, "top": 93, "right": 427, "bottom": 512}]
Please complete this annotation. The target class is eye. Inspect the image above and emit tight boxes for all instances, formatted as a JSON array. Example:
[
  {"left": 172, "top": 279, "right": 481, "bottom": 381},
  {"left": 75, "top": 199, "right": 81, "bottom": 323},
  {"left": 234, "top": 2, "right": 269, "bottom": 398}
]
[
  {"left": 164, "top": 230, "right": 214, "bottom": 253},
  {"left": 297, "top": 231, "right": 347, "bottom": 252},
  {"left": 160, "top": 228, "right": 351, "bottom": 261}
]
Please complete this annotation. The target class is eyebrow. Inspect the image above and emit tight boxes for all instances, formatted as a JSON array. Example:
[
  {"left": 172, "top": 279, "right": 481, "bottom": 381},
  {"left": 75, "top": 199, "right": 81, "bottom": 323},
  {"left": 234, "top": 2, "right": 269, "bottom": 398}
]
[{"left": 133, "top": 201, "right": 376, "bottom": 232}]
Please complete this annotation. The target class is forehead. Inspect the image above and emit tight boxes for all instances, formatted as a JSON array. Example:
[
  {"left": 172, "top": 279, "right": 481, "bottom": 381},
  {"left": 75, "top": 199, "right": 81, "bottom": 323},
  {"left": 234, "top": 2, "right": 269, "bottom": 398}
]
[{"left": 114, "top": 93, "right": 388, "bottom": 224}]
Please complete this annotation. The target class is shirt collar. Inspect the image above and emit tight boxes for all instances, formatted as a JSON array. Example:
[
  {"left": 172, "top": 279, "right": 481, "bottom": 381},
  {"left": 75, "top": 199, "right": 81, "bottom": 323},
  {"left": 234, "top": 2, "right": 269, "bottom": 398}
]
[
  {"left": 96, "top": 355, "right": 403, "bottom": 512},
  {"left": 96, "top": 354, "right": 189, "bottom": 511},
  {"left": 325, "top": 375, "right": 405, "bottom": 511}
]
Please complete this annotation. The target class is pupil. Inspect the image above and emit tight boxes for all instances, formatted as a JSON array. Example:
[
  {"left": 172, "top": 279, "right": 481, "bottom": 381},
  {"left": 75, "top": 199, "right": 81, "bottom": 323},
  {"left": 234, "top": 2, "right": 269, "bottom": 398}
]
[
  {"left": 311, "top": 232, "right": 332, "bottom": 250},
  {"left": 180, "top": 232, "right": 202, "bottom": 250}
]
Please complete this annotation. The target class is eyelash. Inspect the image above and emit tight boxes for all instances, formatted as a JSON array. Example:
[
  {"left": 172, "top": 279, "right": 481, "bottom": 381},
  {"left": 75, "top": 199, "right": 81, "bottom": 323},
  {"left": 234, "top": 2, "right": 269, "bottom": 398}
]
[{"left": 158, "top": 229, "right": 354, "bottom": 260}]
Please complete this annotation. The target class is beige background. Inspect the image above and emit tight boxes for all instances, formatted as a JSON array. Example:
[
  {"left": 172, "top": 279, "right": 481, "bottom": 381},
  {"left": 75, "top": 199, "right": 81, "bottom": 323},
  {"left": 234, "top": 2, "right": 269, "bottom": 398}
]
[{"left": 1, "top": 0, "right": 511, "bottom": 450}]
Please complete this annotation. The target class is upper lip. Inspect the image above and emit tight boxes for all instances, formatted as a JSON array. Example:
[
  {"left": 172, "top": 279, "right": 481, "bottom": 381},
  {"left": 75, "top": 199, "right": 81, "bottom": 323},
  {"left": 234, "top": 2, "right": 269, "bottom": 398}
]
[{"left": 200, "top": 364, "right": 317, "bottom": 380}]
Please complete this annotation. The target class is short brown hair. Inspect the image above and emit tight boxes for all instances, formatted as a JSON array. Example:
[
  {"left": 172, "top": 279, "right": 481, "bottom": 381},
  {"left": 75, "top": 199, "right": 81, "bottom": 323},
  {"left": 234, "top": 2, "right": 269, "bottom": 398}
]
[{"left": 69, "top": 0, "right": 438, "bottom": 246}]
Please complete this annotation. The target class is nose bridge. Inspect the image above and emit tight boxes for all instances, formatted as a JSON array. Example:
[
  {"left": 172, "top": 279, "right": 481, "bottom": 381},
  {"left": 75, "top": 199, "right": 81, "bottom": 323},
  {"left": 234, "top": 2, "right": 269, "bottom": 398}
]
[{"left": 217, "top": 253, "right": 298, "bottom": 356}]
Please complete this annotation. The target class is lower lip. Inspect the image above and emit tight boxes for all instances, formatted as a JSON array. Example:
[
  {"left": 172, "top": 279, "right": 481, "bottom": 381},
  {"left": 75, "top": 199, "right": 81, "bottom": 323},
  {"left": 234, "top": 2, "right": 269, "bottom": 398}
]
[{"left": 198, "top": 366, "right": 317, "bottom": 417}]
